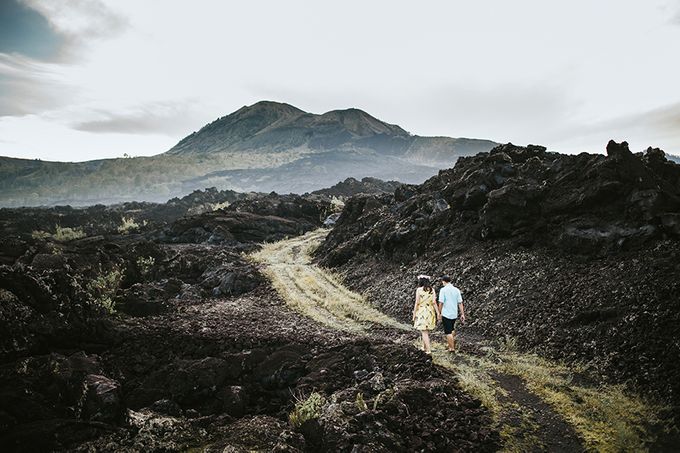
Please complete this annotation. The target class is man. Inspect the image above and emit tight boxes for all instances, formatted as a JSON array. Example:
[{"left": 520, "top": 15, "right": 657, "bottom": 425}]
[{"left": 437, "top": 276, "right": 465, "bottom": 352}]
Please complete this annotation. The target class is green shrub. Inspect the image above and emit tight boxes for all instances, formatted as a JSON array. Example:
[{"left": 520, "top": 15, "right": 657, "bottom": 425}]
[
  {"left": 87, "top": 268, "right": 123, "bottom": 314},
  {"left": 118, "top": 216, "right": 142, "bottom": 234},
  {"left": 31, "top": 230, "right": 51, "bottom": 240},
  {"left": 136, "top": 256, "right": 155, "bottom": 278},
  {"left": 330, "top": 196, "right": 345, "bottom": 212},
  {"left": 355, "top": 392, "right": 368, "bottom": 411},
  {"left": 32, "top": 226, "right": 86, "bottom": 242},
  {"left": 289, "top": 392, "right": 326, "bottom": 428},
  {"left": 54, "top": 226, "right": 86, "bottom": 241}
]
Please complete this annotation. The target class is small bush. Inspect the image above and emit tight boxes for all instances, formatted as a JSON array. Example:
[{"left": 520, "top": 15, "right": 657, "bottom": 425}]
[
  {"left": 330, "top": 196, "right": 345, "bottom": 212},
  {"left": 31, "top": 230, "right": 51, "bottom": 240},
  {"left": 32, "top": 226, "right": 86, "bottom": 241},
  {"left": 289, "top": 392, "right": 326, "bottom": 428},
  {"left": 212, "top": 201, "right": 230, "bottom": 211},
  {"left": 355, "top": 392, "right": 368, "bottom": 411},
  {"left": 136, "top": 256, "right": 155, "bottom": 278},
  {"left": 87, "top": 268, "right": 123, "bottom": 314},
  {"left": 118, "top": 216, "right": 141, "bottom": 234},
  {"left": 54, "top": 226, "right": 86, "bottom": 241},
  {"left": 497, "top": 335, "right": 518, "bottom": 352}
]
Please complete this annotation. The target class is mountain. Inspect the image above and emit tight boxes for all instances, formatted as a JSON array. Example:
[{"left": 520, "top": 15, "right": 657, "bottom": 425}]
[{"left": 0, "top": 101, "right": 498, "bottom": 207}]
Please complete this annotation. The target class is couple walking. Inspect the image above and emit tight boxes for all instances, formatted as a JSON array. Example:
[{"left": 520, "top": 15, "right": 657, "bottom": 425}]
[{"left": 412, "top": 275, "right": 465, "bottom": 355}]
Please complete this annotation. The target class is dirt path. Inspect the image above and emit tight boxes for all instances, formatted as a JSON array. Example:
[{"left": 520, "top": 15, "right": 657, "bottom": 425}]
[
  {"left": 252, "top": 229, "right": 662, "bottom": 452},
  {"left": 251, "top": 229, "right": 407, "bottom": 333}
]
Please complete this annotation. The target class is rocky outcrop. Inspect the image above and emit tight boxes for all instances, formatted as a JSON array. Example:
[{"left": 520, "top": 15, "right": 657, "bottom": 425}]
[
  {"left": 156, "top": 193, "right": 334, "bottom": 245},
  {"left": 319, "top": 141, "right": 680, "bottom": 264},
  {"left": 316, "top": 141, "right": 680, "bottom": 417},
  {"left": 311, "top": 177, "right": 402, "bottom": 198},
  {"left": 0, "top": 187, "right": 247, "bottom": 245}
]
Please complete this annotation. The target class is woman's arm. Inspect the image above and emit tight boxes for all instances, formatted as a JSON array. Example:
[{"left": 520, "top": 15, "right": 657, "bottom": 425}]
[{"left": 431, "top": 294, "right": 440, "bottom": 318}]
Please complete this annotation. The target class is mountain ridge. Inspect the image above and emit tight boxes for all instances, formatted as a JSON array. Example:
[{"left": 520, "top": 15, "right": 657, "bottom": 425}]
[
  {"left": 166, "top": 101, "right": 413, "bottom": 156},
  {"left": 0, "top": 100, "right": 498, "bottom": 207}
]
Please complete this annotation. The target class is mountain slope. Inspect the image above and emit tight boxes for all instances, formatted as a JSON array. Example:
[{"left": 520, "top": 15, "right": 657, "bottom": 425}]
[
  {"left": 0, "top": 101, "right": 498, "bottom": 207},
  {"left": 315, "top": 141, "right": 680, "bottom": 424}
]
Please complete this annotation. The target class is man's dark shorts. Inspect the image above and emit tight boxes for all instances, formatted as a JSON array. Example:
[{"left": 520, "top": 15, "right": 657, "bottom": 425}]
[{"left": 442, "top": 316, "right": 457, "bottom": 335}]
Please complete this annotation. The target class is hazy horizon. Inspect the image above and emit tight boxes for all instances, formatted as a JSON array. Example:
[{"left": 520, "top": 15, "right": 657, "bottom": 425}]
[{"left": 1, "top": 0, "right": 680, "bottom": 162}]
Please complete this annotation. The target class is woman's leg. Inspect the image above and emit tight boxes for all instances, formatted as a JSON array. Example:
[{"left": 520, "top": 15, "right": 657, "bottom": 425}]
[{"left": 422, "top": 330, "right": 431, "bottom": 353}]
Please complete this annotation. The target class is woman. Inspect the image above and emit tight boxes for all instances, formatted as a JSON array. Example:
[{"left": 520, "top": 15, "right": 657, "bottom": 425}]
[{"left": 412, "top": 274, "right": 439, "bottom": 354}]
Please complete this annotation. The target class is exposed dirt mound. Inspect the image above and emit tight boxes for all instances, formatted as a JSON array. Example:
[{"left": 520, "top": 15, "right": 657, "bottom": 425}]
[{"left": 316, "top": 141, "right": 680, "bottom": 419}]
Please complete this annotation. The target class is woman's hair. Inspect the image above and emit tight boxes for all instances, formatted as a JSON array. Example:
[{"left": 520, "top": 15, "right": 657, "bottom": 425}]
[{"left": 418, "top": 277, "right": 433, "bottom": 293}]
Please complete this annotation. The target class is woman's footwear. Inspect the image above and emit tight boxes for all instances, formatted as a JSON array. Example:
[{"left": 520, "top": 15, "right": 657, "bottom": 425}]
[{"left": 424, "top": 350, "right": 432, "bottom": 355}]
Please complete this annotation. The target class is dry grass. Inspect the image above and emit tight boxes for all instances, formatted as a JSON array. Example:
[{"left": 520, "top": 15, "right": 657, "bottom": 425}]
[
  {"left": 430, "top": 339, "right": 663, "bottom": 452},
  {"left": 251, "top": 229, "right": 664, "bottom": 452},
  {"left": 430, "top": 343, "right": 544, "bottom": 452},
  {"left": 495, "top": 352, "right": 662, "bottom": 452},
  {"left": 250, "top": 229, "right": 408, "bottom": 333},
  {"left": 32, "top": 225, "right": 86, "bottom": 241}
]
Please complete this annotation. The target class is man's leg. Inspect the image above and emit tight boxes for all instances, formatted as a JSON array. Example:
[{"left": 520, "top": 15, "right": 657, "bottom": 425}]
[{"left": 446, "top": 333, "right": 455, "bottom": 351}]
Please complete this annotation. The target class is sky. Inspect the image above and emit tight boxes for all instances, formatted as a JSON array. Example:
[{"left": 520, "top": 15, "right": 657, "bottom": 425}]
[{"left": 0, "top": 0, "right": 679, "bottom": 162}]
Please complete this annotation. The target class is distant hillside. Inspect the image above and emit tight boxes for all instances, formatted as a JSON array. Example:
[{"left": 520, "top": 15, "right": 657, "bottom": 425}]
[{"left": 0, "top": 101, "right": 498, "bottom": 207}]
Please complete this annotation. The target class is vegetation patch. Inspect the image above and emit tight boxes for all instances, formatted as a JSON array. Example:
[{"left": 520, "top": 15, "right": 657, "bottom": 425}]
[
  {"left": 32, "top": 225, "right": 86, "bottom": 242},
  {"left": 289, "top": 392, "right": 326, "bottom": 428},
  {"left": 495, "top": 352, "right": 664, "bottom": 452},
  {"left": 118, "top": 216, "right": 147, "bottom": 234},
  {"left": 86, "top": 267, "right": 123, "bottom": 314},
  {"left": 136, "top": 256, "right": 156, "bottom": 278}
]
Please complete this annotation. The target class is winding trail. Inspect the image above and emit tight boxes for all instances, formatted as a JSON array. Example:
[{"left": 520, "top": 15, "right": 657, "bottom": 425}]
[
  {"left": 251, "top": 229, "right": 407, "bottom": 333},
  {"left": 252, "top": 229, "right": 661, "bottom": 452}
]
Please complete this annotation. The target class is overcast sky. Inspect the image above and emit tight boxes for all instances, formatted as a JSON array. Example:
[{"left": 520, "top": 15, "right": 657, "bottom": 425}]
[{"left": 1, "top": 0, "right": 679, "bottom": 162}]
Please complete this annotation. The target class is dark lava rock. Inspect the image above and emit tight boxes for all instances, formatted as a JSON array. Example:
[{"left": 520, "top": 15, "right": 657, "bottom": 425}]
[
  {"left": 311, "top": 177, "right": 402, "bottom": 198},
  {"left": 81, "top": 374, "right": 124, "bottom": 424},
  {"left": 221, "top": 385, "right": 249, "bottom": 417},
  {"left": 159, "top": 211, "right": 317, "bottom": 245},
  {"left": 315, "top": 140, "right": 680, "bottom": 419},
  {"left": 318, "top": 141, "right": 680, "bottom": 263}
]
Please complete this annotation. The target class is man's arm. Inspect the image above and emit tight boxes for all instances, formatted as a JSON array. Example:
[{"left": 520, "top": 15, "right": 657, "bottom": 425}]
[
  {"left": 458, "top": 302, "right": 465, "bottom": 323},
  {"left": 431, "top": 297, "right": 440, "bottom": 320}
]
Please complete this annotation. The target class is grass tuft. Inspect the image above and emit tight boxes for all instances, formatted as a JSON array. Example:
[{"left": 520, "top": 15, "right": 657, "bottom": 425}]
[{"left": 289, "top": 392, "right": 326, "bottom": 428}]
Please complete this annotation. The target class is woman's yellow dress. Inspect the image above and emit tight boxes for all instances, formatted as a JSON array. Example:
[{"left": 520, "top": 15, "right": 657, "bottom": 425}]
[{"left": 413, "top": 287, "right": 437, "bottom": 331}]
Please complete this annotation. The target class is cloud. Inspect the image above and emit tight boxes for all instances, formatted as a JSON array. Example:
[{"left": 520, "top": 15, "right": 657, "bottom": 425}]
[
  {"left": 72, "top": 101, "right": 201, "bottom": 135},
  {"left": 0, "top": 54, "right": 74, "bottom": 116},
  {"left": 21, "top": 0, "right": 129, "bottom": 61},
  {"left": 669, "top": 1, "right": 680, "bottom": 24},
  {"left": 0, "top": 0, "right": 63, "bottom": 60},
  {"left": 0, "top": 1, "right": 129, "bottom": 118},
  {"left": 549, "top": 100, "right": 680, "bottom": 154}
]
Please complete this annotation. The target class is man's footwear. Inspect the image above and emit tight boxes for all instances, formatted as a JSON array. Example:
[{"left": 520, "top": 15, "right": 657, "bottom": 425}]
[{"left": 424, "top": 350, "right": 432, "bottom": 355}]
